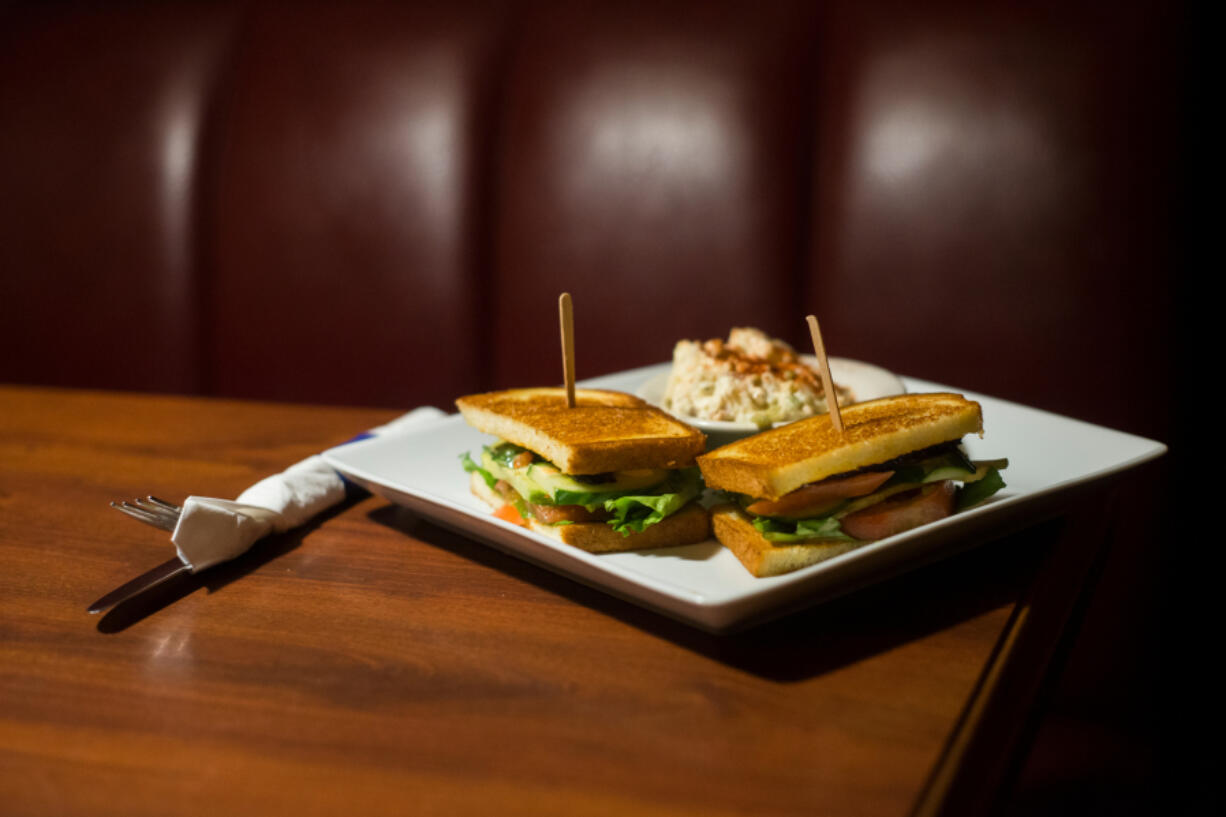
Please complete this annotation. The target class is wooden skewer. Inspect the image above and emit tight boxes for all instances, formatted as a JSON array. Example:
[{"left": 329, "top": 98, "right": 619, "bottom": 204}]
[
  {"left": 806, "top": 314, "right": 844, "bottom": 433},
  {"left": 559, "top": 292, "right": 576, "bottom": 408}
]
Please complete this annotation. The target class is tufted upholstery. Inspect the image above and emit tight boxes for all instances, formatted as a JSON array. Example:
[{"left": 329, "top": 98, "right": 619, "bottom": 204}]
[{"left": 1, "top": 0, "right": 1179, "bottom": 443}]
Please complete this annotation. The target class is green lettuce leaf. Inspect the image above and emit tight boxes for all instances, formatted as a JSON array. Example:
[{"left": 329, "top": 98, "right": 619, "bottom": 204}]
[
  {"left": 751, "top": 514, "right": 859, "bottom": 543},
  {"left": 552, "top": 486, "right": 657, "bottom": 509},
  {"left": 602, "top": 469, "right": 703, "bottom": 536},
  {"left": 956, "top": 467, "right": 1006, "bottom": 511},
  {"left": 460, "top": 451, "right": 497, "bottom": 489}
]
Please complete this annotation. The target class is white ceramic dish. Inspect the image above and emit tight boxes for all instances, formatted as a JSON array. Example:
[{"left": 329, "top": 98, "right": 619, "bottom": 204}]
[
  {"left": 323, "top": 363, "right": 1166, "bottom": 633},
  {"left": 636, "top": 356, "right": 906, "bottom": 448}
]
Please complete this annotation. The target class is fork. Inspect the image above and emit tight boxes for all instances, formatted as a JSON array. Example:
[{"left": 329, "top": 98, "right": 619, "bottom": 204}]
[
  {"left": 110, "top": 496, "right": 182, "bottom": 532},
  {"left": 90, "top": 496, "right": 190, "bottom": 614}
]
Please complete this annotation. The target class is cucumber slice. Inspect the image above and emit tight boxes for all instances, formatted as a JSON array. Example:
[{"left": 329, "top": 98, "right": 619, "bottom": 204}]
[{"left": 527, "top": 463, "right": 667, "bottom": 495}]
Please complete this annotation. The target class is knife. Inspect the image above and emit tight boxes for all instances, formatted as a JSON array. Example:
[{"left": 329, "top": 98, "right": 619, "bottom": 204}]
[{"left": 87, "top": 556, "right": 190, "bottom": 614}]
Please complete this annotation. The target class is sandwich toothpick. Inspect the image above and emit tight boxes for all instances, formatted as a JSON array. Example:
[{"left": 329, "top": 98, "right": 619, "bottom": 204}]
[
  {"left": 806, "top": 314, "right": 845, "bottom": 433},
  {"left": 559, "top": 292, "right": 576, "bottom": 408}
]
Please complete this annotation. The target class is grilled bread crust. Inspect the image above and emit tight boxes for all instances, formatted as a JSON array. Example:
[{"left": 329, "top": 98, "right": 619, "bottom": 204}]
[
  {"left": 456, "top": 387, "right": 705, "bottom": 474},
  {"left": 711, "top": 504, "right": 861, "bottom": 577},
  {"left": 697, "top": 393, "right": 983, "bottom": 500},
  {"left": 469, "top": 472, "right": 710, "bottom": 552}
]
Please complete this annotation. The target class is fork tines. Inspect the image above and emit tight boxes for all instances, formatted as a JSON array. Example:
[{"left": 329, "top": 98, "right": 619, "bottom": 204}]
[{"left": 111, "top": 496, "right": 183, "bottom": 532}]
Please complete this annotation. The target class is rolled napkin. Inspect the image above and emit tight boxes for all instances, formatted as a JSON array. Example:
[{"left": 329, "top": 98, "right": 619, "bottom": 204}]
[{"left": 171, "top": 407, "right": 447, "bottom": 571}]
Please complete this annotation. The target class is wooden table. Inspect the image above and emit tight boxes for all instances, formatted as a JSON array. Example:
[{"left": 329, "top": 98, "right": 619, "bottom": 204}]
[{"left": 0, "top": 386, "right": 1109, "bottom": 817}]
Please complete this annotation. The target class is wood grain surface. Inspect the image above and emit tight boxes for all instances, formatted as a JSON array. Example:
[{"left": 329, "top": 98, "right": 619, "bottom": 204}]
[{"left": 0, "top": 386, "right": 1062, "bottom": 817}]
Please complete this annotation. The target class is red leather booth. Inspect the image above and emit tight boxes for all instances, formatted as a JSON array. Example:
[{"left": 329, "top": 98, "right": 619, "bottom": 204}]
[{"left": 1, "top": 0, "right": 1179, "bottom": 441}]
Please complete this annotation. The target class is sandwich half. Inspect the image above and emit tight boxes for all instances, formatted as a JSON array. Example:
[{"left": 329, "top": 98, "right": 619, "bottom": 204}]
[
  {"left": 457, "top": 388, "right": 710, "bottom": 552},
  {"left": 697, "top": 393, "right": 1007, "bottom": 577}
]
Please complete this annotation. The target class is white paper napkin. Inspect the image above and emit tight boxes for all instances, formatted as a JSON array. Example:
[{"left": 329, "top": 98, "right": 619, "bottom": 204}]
[{"left": 171, "top": 407, "right": 447, "bottom": 571}]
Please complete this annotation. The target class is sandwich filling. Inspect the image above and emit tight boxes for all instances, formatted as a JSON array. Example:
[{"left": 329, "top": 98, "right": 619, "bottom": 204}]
[
  {"left": 723, "top": 441, "right": 1007, "bottom": 543},
  {"left": 462, "top": 441, "right": 704, "bottom": 536}
]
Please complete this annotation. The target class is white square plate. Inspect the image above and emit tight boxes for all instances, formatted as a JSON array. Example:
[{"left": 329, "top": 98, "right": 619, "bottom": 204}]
[{"left": 323, "top": 364, "right": 1166, "bottom": 632}]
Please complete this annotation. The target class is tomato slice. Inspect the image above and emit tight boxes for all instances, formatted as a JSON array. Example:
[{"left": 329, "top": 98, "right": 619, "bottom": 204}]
[
  {"left": 839, "top": 481, "right": 955, "bottom": 540},
  {"left": 746, "top": 471, "right": 894, "bottom": 519},
  {"left": 493, "top": 502, "right": 528, "bottom": 527}
]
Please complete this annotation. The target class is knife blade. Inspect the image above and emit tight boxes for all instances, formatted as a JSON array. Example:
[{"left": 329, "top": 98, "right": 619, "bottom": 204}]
[{"left": 87, "top": 557, "right": 190, "bottom": 614}]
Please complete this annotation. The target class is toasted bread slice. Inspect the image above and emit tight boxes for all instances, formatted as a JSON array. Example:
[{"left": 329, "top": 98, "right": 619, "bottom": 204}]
[
  {"left": 469, "top": 472, "right": 710, "bottom": 552},
  {"left": 711, "top": 504, "right": 861, "bottom": 577},
  {"left": 697, "top": 393, "right": 982, "bottom": 500},
  {"left": 456, "top": 387, "right": 705, "bottom": 474}
]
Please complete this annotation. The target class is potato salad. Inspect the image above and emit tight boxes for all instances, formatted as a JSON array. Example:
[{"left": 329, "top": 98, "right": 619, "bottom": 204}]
[{"left": 662, "top": 327, "right": 853, "bottom": 428}]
